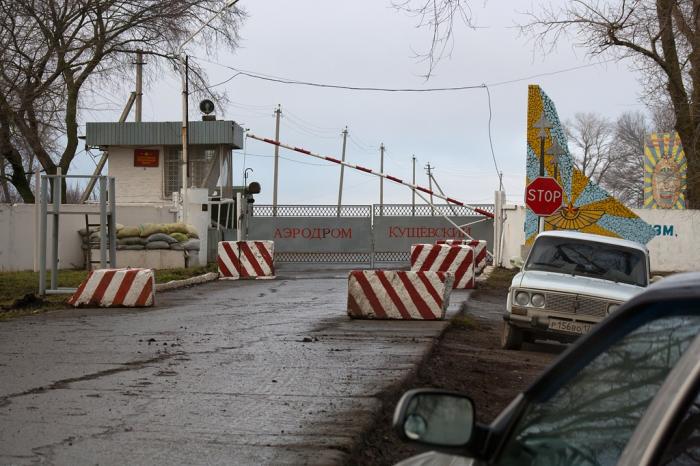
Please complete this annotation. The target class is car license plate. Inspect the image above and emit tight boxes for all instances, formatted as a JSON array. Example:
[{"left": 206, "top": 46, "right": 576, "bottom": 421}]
[{"left": 548, "top": 319, "right": 592, "bottom": 335}]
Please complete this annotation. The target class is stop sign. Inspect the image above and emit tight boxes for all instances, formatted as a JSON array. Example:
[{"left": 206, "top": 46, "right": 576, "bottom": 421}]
[{"left": 526, "top": 177, "right": 563, "bottom": 216}]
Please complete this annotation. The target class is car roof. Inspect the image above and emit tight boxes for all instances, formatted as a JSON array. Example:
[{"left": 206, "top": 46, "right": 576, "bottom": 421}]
[
  {"left": 535, "top": 230, "right": 648, "bottom": 252},
  {"left": 523, "top": 271, "right": 700, "bottom": 401}
]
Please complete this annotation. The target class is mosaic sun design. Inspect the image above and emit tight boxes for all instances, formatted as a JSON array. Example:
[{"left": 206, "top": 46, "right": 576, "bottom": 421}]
[
  {"left": 525, "top": 85, "right": 656, "bottom": 245},
  {"left": 643, "top": 132, "right": 687, "bottom": 210}
]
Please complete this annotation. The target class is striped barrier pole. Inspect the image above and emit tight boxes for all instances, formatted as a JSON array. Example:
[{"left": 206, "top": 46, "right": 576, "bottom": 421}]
[{"left": 246, "top": 133, "right": 495, "bottom": 219}]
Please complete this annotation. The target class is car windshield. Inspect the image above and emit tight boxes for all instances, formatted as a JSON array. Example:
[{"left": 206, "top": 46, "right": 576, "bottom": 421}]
[{"left": 525, "top": 236, "right": 647, "bottom": 287}]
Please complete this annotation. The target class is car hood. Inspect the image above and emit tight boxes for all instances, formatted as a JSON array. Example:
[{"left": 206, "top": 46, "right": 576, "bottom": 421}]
[
  {"left": 513, "top": 270, "right": 645, "bottom": 303},
  {"left": 394, "top": 451, "right": 475, "bottom": 466}
]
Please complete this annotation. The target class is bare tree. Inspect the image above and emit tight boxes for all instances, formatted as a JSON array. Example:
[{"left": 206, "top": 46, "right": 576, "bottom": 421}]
[
  {"left": 391, "top": 0, "right": 475, "bottom": 78},
  {"left": 520, "top": 1, "right": 700, "bottom": 208},
  {"left": 0, "top": 0, "right": 244, "bottom": 203},
  {"left": 608, "top": 111, "right": 650, "bottom": 208},
  {"left": 566, "top": 112, "right": 614, "bottom": 186}
]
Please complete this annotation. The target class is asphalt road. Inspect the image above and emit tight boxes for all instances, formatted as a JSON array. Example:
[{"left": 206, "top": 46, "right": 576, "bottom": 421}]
[{"left": 0, "top": 270, "right": 467, "bottom": 465}]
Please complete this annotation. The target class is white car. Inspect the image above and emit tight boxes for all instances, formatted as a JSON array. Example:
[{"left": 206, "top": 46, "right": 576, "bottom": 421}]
[{"left": 502, "top": 231, "right": 651, "bottom": 349}]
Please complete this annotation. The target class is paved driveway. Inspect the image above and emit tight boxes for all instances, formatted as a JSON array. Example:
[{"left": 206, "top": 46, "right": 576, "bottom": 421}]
[{"left": 0, "top": 271, "right": 465, "bottom": 465}]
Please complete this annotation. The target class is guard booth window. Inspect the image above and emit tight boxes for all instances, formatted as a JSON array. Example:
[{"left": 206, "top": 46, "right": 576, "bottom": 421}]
[{"left": 164, "top": 146, "right": 217, "bottom": 198}]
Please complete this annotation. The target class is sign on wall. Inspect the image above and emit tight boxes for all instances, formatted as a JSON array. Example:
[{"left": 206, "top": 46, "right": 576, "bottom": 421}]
[
  {"left": 247, "top": 217, "right": 373, "bottom": 253},
  {"left": 134, "top": 149, "right": 159, "bottom": 168},
  {"left": 644, "top": 132, "right": 687, "bottom": 209}
]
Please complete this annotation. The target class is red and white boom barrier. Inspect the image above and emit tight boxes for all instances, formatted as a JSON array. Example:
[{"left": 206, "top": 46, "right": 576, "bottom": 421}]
[
  {"left": 411, "top": 243, "right": 475, "bottom": 289},
  {"left": 437, "top": 239, "right": 487, "bottom": 274},
  {"left": 347, "top": 270, "right": 453, "bottom": 320},
  {"left": 68, "top": 268, "right": 155, "bottom": 307},
  {"left": 218, "top": 241, "right": 275, "bottom": 279},
  {"left": 247, "top": 133, "right": 494, "bottom": 219}
]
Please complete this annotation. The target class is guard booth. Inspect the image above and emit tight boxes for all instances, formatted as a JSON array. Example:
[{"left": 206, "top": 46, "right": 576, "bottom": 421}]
[{"left": 85, "top": 119, "right": 245, "bottom": 265}]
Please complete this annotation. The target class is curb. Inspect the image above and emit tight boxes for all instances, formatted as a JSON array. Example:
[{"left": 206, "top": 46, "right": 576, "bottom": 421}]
[{"left": 156, "top": 272, "right": 219, "bottom": 292}]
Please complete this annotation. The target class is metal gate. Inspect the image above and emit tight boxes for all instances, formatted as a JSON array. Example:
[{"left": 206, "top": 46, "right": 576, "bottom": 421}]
[{"left": 247, "top": 204, "right": 494, "bottom": 265}]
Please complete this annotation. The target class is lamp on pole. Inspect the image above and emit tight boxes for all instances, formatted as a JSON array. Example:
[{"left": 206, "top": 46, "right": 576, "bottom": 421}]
[
  {"left": 532, "top": 114, "right": 552, "bottom": 233},
  {"left": 176, "top": 0, "right": 240, "bottom": 224}
]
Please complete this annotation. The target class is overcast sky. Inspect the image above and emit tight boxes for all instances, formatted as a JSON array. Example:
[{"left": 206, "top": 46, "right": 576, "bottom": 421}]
[{"left": 77, "top": 0, "right": 647, "bottom": 207}]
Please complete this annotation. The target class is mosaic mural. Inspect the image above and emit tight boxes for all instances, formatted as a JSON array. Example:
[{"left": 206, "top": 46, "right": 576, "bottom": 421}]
[
  {"left": 525, "top": 85, "right": 656, "bottom": 245},
  {"left": 643, "top": 132, "right": 687, "bottom": 209}
]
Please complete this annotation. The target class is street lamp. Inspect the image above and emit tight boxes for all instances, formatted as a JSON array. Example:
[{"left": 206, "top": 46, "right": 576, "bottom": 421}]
[{"left": 176, "top": 0, "right": 241, "bottom": 224}]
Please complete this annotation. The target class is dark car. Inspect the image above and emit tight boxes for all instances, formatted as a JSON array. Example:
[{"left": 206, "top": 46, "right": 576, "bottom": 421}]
[{"left": 392, "top": 272, "right": 700, "bottom": 466}]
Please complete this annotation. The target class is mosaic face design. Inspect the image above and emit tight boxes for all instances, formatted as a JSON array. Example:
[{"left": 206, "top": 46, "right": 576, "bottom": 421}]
[
  {"left": 525, "top": 85, "right": 656, "bottom": 245},
  {"left": 644, "top": 133, "right": 687, "bottom": 209}
]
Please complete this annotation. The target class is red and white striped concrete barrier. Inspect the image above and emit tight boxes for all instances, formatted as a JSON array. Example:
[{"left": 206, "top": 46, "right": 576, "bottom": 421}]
[
  {"left": 411, "top": 243, "right": 475, "bottom": 289},
  {"left": 218, "top": 241, "right": 275, "bottom": 279},
  {"left": 437, "top": 239, "right": 487, "bottom": 274},
  {"left": 347, "top": 270, "right": 453, "bottom": 320},
  {"left": 68, "top": 268, "right": 155, "bottom": 307}
]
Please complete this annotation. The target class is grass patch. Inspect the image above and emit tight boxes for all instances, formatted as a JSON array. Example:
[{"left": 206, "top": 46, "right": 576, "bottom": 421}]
[
  {"left": 451, "top": 314, "right": 479, "bottom": 330},
  {"left": 476, "top": 267, "right": 518, "bottom": 291},
  {"left": 0, "top": 263, "right": 219, "bottom": 318}
]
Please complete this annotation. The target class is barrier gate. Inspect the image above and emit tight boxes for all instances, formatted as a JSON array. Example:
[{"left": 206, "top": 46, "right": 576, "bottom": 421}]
[{"left": 247, "top": 204, "right": 494, "bottom": 265}]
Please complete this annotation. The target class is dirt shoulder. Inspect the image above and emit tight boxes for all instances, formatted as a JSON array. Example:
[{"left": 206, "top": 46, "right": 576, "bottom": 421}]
[{"left": 345, "top": 268, "right": 560, "bottom": 466}]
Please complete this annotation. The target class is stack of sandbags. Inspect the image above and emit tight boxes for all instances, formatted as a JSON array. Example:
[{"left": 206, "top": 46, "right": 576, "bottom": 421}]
[{"left": 79, "top": 223, "right": 200, "bottom": 252}]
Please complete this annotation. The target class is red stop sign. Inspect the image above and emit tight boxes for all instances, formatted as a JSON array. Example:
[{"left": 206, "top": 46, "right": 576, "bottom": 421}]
[{"left": 526, "top": 177, "right": 563, "bottom": 216}]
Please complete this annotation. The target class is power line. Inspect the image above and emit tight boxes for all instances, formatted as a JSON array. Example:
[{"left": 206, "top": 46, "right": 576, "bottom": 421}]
[
  {"left": 240, "top": 151, "right": 335, "bottom": 167},
  {"left": 194, "top": 56, "right": 617, "bottom": 93}
]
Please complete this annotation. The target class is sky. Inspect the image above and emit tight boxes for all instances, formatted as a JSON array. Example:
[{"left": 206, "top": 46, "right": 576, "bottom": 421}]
[{"left": 77, "top": 0, "right": 648, "bottom": 207}]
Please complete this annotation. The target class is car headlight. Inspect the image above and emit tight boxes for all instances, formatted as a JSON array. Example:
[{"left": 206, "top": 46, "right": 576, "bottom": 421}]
[
  {"left": 608, "top": 304, "right": 620, "bottom": 314},
  {"left": 514, "top": 291, "right": 530, "bottom": 307},
  {"left": 531, "top": 293, "right": 545, "bottom": 308}
]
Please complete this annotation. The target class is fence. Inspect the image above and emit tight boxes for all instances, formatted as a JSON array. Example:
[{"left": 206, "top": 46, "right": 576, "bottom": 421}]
[{"left": 248, "top": 204, "right": 495, "bottom": 265}]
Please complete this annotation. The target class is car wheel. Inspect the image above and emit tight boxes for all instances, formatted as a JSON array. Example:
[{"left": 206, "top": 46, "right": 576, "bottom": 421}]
[{"left": 501, "top": 322, "right": 523, "bottom": 350}]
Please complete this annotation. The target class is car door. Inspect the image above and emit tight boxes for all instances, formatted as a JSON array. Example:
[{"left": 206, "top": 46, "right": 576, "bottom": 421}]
[{"left": 491, "top": 301, "right": 700, "bottom": 466}]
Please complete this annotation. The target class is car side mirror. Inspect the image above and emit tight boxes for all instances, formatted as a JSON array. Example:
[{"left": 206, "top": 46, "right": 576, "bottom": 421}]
[
  {"left": 650, "top": 275, "right": 664, "bottom": 284},
  {"left": 393, "top": 389, "right": 475, "bottom": 448},
  {"left": 510, "top": 256, "right": 524, "bottom": 269}
]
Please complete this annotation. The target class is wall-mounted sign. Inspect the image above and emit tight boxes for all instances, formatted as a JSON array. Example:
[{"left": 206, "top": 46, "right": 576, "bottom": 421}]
[{"left": 134, "top": 149, "right": 159, "bottom": 167}]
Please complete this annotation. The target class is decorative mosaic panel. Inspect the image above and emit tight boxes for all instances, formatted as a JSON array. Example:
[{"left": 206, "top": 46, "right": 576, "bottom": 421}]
[
  {"left": 525, "top": 85, "right": 656, "bottom": 245},
  {"left": 643, "top": 132, "right": 687, "bottom": 209}
]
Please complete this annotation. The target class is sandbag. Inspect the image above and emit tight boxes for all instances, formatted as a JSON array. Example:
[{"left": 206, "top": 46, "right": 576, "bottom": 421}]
[
  {"left": 117, "top": 237, "right": 147, "bottom": 246},
  {"left": 170, "top": 242, "right": 185, "bottom": 250},
  {"left": 182, "top": 239, "right": 200, "bottom": 251},
  {"left": 165, "top": 223, "right": 189, "bottom": 235},
  {"left": 139, "top": 223, "right": 169, "bottom": 237},
  {"left": 185, "top": 224, "right": 199, "bottom": 239},
  {"left": 170, "top": 232, "right": 188, "bottom": 242},
  {"left": 122, "top": 244, "right": 146, "bottom": 250},
  {"left": 117, "top": 226, "right": 141, "bottom": 239},
  {"left": 147, "top": 233, "right": 177, "bottom": 244},
  {"left": 145, "top": 241, "right": 171, "bottom": 250}
]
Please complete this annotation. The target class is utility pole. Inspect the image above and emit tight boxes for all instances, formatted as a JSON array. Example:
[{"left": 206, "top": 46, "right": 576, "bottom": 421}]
[
  {"left": 337, "top": 126, "right": 348, "bottom": 216},
  {"left": 180, "top": 54, "right": 190, "bottom": 223},
  {"left": 135, "top": 50, "right": 143, "bottom": 122},
  {"left": 425, "top": 163, "right": 434, "bottom": 216},
  {"left": 272, "top": 104, "right": 281, "bottom": 216},
  {"left": 379, "top": 143, "right": 385, "bottom": 216},
  {"left": 412, "top": 155, "right": 416, "bottom": 216},
  {"left": 430, "top": 172, "right": 457, "bottom": 216}
]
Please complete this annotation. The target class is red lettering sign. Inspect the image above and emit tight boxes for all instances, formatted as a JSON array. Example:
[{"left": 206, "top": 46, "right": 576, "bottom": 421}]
[{"left": 134, "top": 149, "right": 159, "bottom": 168}]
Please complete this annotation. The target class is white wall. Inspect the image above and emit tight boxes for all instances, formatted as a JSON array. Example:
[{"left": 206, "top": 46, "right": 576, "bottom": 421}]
[
  {"left": 108, "top": 146, "right": 167, "bottom": 204},
  {"left": 0, "top": 204, "right": 177, "bottom": 272},
  {"left": 633, "top": 208, "right": 700, "bottom": 273},
  {"left": 499, "top": 205, "right": 700, "bottom": 273}
]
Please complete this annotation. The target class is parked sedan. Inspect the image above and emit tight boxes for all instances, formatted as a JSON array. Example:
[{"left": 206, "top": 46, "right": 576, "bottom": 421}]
[{"left": 393, "top": 272, "right": 700, "bottom": 466}]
